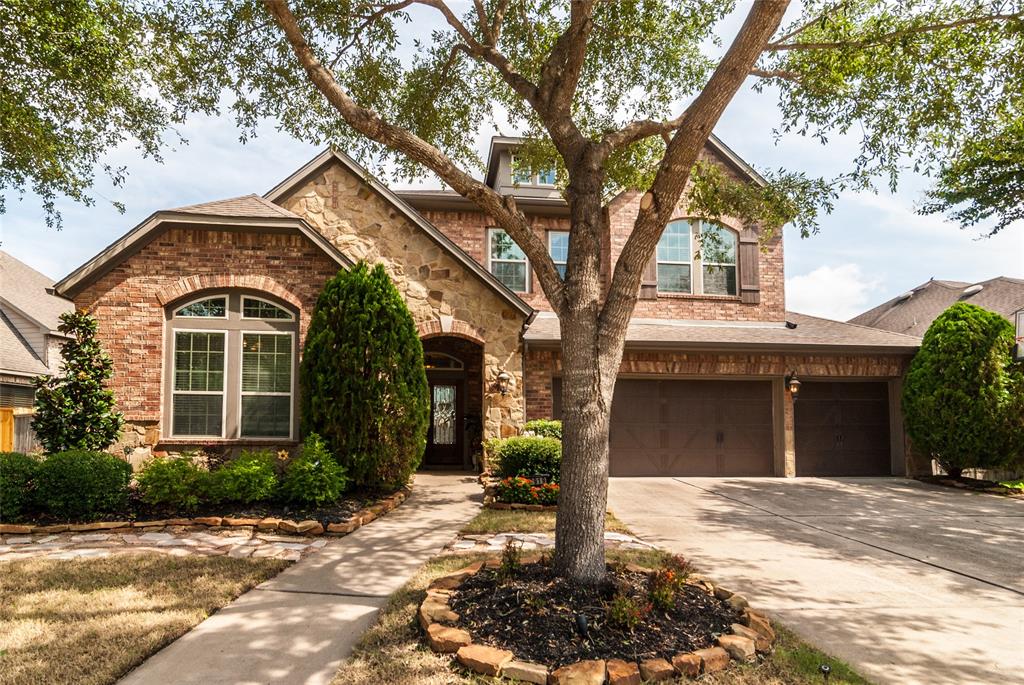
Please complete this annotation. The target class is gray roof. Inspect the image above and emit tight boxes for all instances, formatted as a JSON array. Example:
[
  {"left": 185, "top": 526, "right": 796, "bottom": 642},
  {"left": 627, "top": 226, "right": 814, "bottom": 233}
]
[
  {"left": 0, "top": 250, "right": 74, "bottom": 332},
  {"left": 0, "top": 310, "right": 48, "bottom": 376},
  {"left": 524, "top": 311, "right": 921, "bottom": 353},
  {"left": 850, "top": 277, "right": 1024, "bottom": 337},
  {"left": 171, "top": 194, "right": 301, "bottom": 220}
]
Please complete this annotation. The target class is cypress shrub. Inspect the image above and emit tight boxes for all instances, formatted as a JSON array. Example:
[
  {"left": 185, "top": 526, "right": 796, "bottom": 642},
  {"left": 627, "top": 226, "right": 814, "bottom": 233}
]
[{"left": 300, "top": 263, "right": 429, "bottom": 488}]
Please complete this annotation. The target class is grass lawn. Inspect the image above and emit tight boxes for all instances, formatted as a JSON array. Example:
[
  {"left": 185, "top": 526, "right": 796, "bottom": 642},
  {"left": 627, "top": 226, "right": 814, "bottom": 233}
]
[
  {"left": 459, "top": 508, "right": 632, "bottom": 535},
  {"left": 0, "top": 554, "right": 288, "bottom": 685}
]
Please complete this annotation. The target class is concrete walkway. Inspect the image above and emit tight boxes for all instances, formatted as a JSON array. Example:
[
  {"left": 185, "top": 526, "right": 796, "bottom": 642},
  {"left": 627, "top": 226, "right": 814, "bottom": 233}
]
[
  {"left": 119, "top": 472, "right": 481, "bottom": 685},
  {"left": 608, "top": 477, "right": 1024, "bottom": 685}
]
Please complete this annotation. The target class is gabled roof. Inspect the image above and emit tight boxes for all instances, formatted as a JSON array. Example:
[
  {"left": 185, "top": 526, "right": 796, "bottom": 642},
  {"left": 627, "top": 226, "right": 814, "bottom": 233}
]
[
  {"left": 0, "top": 251, "right": 74, "bottom": 333},
  {"left": 264, "top": 148, "right": 535, "bottom": 319},
  {"left": 0, "top": 309, "right": 48, "bottom": 376},
  {"left": 849, "top": 277, "right": 1024, "bottom": 337},
  {"left": 54, "top": 196, "right": 354, "bottom": 298}
]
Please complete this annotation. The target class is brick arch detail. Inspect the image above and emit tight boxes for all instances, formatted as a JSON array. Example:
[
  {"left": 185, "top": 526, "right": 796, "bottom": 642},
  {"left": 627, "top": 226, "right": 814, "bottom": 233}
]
[
  {"left": 417, "top": 319, "right": 486, "bottom": 346},
  {"left": 156, "top": 274, "right": 304, "bottom": 309}
]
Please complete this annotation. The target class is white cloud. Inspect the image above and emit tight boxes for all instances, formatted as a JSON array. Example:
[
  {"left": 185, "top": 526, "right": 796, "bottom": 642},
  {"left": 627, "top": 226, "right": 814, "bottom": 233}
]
[{"left": 786, "top": 264, "right": 883, "bottom": 321}]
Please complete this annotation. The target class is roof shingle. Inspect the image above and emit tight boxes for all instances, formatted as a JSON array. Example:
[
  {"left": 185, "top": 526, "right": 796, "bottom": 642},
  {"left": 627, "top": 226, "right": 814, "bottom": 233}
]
[
  {"left": 169, "top": 194, "right": 300, "bottom": 220},
  {"left": 0, "top": 251, "right": 74, "bottom": 332}
]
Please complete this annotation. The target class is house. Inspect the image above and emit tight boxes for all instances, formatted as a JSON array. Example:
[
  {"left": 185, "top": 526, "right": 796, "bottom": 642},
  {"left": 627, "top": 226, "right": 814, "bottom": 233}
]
[
  {"left": 0, "top": 251, "right": 75, "bottom": 450},
  {"left": 54, "top": 137, "right": 923, "bottom": 477}
]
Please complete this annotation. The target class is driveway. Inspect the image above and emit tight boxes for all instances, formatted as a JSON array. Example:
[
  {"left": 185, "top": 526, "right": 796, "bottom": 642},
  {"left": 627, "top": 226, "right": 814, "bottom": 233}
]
[{"left": 608, "top": 477, "right": 1024, "bottom": 685}]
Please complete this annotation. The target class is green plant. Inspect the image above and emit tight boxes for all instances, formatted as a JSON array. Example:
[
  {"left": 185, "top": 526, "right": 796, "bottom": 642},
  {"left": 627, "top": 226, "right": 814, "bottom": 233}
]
[
  {"left": 648, "top": 555, "right": 692, "bottom": 611},
  {"left": 34, "top": 450, "right": 132, "bottom": 519},
  {"left": 300, "top": 263, "right": 429, "bottom": 488},
  {"left": 497, "top": 539, "right": 523, "bottom": 582},
  {"left": 523, "top": 419, "right": 562, "bottom": 440},
  {"left": 903, "top": 303, "right": 1024, "bottom": 476},
  {"left": 208, "top": 450, "right": 278, "bottom": 504},
  {"left": 1000, "top": 479, "right": 1024, "bottom": 491},
  {"left": 32, "top": 311, "right": 124, "bottom": 452},
  {"left": 492, "top": 436, "right": 561, "bottom": 482},
  {"left": 0, "top": 452, "right": 40, "bottom": 521},
  {"left": 135, "top": 454, "right": 210, "bottom": 511},
  {"left": 279, "top": 433, "right": 350, "bottom": 506},
  {"left": 495, "top": 476, "right": 561, "bottom": 505},
  {"left": 606, "top": 592, "right": 650, "bottom": 630}
]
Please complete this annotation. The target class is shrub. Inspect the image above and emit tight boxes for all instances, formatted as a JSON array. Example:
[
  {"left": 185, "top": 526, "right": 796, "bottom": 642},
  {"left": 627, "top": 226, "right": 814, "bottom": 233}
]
[
  {"left": 280, "top": 434, "right": 350, "bottom": 506},
  {"left": 136, "top": 454, "right": 210, "bottom": 511},
  {"left": 32, "top": 311, "right": 123, "bottom": 452},
  {"left": 606, "top": 592, "right": 650, "bottom": 630},
  {"left": 34, "top": 450, "right": 131, "bottom": 519},
  {"left": 495, "top": 476, "right": 560, "bottom": 505},
  {"left": 492, "top": 436, "right": 561, "bottom": 482},
  {"left": 300, "top": 263, "right": 429, "bottom": 488},
  {"left": 903, "top": 303, "right": 1024, "bottom": 476},
  {"left": 208, "top": 450, "right": 278, "bottom": 504},
  {"left": 523, "top": 419, "right": 562, "bottom": 440},
  {"left": 648, "top": 555, "right": 692, "bottom": 611},
  {"left": 0, "top": 452, "right": 40, "bottom": 521}
]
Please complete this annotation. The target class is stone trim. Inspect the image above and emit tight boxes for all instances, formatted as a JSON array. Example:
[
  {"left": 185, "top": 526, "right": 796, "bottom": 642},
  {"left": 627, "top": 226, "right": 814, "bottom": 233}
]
[
  {"left": 417, "top": 318, "right": 487, "bottom": 345},
  {"left": 156, "top": 274, "right": 304, "bottom": 309}
]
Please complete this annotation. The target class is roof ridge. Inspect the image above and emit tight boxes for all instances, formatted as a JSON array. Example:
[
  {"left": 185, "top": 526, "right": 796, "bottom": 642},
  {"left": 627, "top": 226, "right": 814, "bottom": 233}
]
[{"left": 788, "top": 310, "right": 923, "bottom": 341}]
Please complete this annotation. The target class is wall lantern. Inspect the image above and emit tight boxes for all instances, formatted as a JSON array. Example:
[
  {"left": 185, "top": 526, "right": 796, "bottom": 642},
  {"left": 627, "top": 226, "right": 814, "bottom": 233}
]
[
  {"left": 785, "top": 373, "right": 802, "bottom": 399},
  {"left": 495, "top": 370, "right": 513, "bottom": 396}
]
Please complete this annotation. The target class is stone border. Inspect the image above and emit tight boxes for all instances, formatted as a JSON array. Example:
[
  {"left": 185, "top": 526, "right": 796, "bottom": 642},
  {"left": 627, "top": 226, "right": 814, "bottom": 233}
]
[
  {"left": 0, "top": 487, "right": 411, "bottom": 538},
  {"left": 418, "top": 559, "right": 777, "bottom": 684}
]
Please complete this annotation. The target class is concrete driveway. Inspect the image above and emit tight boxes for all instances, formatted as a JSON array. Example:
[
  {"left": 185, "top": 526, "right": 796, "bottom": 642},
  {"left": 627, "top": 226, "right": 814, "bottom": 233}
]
[{"left": 608, "top": 477, "right": 1024, "bottom": 685}]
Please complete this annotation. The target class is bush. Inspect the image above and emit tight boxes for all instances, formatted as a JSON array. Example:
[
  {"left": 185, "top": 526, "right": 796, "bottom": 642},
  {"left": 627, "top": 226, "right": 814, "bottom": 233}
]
[
  {"left": 300, "top": 262, "right": 429, "bottom": 488},
  {"left": 495, "top": 476, "right": 560, "bottom": 505},
  {"left": 523, "top": 419, "right": 562, "bottom": 440},
  {"left": 280, "top": 434, "right": 350, "bottom": 506},
  {"left": 136, "top": 455, "right": 210, "bottom": 511},
  {"left": 208, "top": 450, "right": 278, "bottom": 504},
  {"left": 34, "top": 450, "right": 132, "bottom": 519},
  {"left": 492, "top": 436, "right": 561, "bottom": 482},
  {"left": 0, "top": 452, "right": 40, "bottom": 521},
  {"left": 903, "top": 303, "right": 1024, "bottom": 476}
]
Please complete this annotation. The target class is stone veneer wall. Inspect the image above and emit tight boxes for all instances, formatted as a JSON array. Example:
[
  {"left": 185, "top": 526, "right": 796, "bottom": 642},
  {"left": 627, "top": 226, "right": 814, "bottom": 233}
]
[{"left": 277, "top": 162, "right": 529, "bottom": 440}]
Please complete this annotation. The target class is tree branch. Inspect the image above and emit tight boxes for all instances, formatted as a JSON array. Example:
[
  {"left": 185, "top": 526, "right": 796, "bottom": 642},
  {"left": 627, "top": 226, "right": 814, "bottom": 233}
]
[{"left": 749, "top": 67, "right": 802, "bottom": 82}]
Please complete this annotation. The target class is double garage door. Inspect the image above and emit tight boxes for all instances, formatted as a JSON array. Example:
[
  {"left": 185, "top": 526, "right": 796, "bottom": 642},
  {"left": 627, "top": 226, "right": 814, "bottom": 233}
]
[{"left": 561, "top": 378, "right": 892, "bottom": 477}]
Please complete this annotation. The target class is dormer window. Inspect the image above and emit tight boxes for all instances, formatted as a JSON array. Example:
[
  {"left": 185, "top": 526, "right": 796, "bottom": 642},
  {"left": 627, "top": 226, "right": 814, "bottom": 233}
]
[
  {"left": 488, "top": 228, "right": 529, "bottom": 292},
  {"left": 510, "top": 155, "right": 557, "bottom": 186}
]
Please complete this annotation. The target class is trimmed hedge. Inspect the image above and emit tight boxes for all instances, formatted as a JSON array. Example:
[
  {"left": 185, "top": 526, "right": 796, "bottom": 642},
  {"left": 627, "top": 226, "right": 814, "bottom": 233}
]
[
  {"left": 523, "top": 419, "right": 562, "bottom": 440},
  {"left": 207, "top": 450, "right": 278, "bottom": 504},
  {"left": 491, "top": 436, "right": 562, "bottom": 483},
  {"left": 33, "top": 450, "right": 132, "bottom": 519},
  {"left": 0, "top": 452, "right": 40, "bottom": 521}
]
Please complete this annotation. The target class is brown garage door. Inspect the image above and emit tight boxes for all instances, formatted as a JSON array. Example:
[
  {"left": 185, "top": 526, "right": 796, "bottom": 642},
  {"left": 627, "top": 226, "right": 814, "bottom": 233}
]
[{"left": 795, "top": 381, "right": 892, "bottom": 476}]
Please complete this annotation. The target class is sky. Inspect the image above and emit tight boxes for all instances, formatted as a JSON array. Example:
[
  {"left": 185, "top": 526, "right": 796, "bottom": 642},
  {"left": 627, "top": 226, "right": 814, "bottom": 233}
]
[{"left": 1, "top": 5, "right": 1022, "bottom": 323}]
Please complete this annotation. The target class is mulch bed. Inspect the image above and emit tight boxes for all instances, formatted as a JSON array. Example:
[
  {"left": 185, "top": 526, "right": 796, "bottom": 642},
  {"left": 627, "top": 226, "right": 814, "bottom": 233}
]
[
  {"left": 916, "top": 475, "right": 1023, "bottom": 497},
  {"left": 449, "top": 562, "right": 740, "bottom": 668}
]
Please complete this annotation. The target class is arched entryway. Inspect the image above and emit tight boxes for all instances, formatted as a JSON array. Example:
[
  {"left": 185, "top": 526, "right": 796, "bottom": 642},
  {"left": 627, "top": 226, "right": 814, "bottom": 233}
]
[{"left": 421, "top": 336, "right": 484, "bottom": 469}]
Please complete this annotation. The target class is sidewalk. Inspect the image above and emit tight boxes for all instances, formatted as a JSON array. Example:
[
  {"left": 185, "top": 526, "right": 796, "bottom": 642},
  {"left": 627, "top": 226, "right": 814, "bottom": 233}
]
[{"left": 119, "top": 472, "right": 481, "bottom": 685}]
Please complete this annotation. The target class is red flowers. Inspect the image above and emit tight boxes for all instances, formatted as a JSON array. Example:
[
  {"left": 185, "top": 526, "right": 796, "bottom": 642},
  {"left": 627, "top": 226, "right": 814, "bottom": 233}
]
[{"left": 496, "top": 476, "right": 560, "bottom": 505}]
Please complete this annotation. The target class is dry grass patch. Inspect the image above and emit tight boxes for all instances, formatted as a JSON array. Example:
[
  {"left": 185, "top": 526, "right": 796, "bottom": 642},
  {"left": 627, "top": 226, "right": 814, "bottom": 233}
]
[
  {"left": 459, "top": 509, "right": 632, "bottom": 535},
  {"left": 0, "top": 554, "right": 288, "bottom": 685}
]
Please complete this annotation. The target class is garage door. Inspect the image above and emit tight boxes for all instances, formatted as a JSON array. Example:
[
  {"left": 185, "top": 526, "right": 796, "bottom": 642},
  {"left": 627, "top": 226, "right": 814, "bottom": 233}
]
[
  {"left": 608, "top": 379, "right": 774, "bottom": 477},
  {"left": 795, "top": 381, "right": 891, "bottom": 476}
]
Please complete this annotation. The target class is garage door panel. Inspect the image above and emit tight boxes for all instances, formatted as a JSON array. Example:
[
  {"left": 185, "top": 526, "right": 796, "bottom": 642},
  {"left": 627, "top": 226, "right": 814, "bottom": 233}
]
[{"left": 795, "top": 381, "right": 892, "bottom": 477}]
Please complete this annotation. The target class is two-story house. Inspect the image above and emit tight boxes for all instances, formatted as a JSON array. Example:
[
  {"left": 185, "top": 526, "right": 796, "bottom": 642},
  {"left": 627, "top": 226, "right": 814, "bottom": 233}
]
[{"left": 54, "top": 137, "right": 922, "bottom": 476}]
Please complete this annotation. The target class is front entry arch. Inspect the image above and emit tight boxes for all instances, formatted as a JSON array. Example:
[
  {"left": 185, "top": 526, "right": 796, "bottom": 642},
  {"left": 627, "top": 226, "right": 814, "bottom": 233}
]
[{"left": 421, "top": 337, "right": 483, "bottom": 469}]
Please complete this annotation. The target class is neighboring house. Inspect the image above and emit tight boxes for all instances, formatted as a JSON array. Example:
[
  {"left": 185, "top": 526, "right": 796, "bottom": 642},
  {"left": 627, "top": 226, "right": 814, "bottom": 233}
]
[
  {"left": 850, "top": 276, "right": 1024, "bottom": 337},
  {"left": 0, "top": 251, "right": 75, "bottom": 451},
  {"left": 54, "top": 137, "right": 922, "bottom": 477}
]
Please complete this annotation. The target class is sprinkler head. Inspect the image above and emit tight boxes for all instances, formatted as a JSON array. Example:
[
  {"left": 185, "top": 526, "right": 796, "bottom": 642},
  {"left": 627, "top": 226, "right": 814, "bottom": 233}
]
[
  {"left": 819, "top": 664, "right": 832, "bottom": 682},
  {"left": 574, "top": 613, "right": 589, "bottom": 639}
]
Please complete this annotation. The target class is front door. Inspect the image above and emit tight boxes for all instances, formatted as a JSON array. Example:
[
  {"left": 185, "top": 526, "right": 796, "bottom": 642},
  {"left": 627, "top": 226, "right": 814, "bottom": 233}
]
[{"left": 424, "top": 378, "right": 464, "bottom": 467}]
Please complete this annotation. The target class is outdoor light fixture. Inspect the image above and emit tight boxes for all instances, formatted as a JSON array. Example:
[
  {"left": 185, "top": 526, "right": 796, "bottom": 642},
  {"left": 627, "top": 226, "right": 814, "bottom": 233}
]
[
  {"left": 495, "top": 370, "right": 512, "bottom": 396},
  {"left": 785, "top": 373, "right": 802, "bottom": 399}
]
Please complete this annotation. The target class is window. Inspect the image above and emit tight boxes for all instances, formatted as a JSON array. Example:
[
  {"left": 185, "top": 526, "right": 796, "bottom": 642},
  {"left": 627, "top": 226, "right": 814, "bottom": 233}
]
[
  {"left": 656, "top": 220, "right": 692, "bottom": 293},
  {"left": 166, "top": 292, "right": 296, "bottom": 440},
  {"left": 700, "top": 223, "right": 738, "bottom": 296},
  {"left": 510, "top": 155, "right": 557, "bottom": 186},
  {"left": 536, "top": 166, "right": 557, "bottom": 185},
  {"left": 548, "top": 231, "right": 569, "bottom": 279},
  {"left": 424, "top": 352, "right": 464, "bottom": 369},
  {"left": 488, "top": 228, "right": 528, "bottom": 292}
]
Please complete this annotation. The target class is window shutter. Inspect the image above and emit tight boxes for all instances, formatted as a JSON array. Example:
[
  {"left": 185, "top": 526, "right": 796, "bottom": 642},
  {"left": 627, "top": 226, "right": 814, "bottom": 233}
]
[
  {"left": 738, "top": 228, "right": 760, "bottom": 304},
  {"left": 639, "top": 253, "right": 658, "bottom": 300}
]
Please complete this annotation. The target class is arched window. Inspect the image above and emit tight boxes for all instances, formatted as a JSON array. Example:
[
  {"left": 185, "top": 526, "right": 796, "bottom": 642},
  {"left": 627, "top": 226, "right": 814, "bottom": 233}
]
[
  {"left": 424, "top": 352, "right": 465, "bottom": 370},
  {"left": 165, "top": 292, "right": 297, "bottom": 440},
  {"left": 656, "top": 220, "right": 739, "bottom": 296}
]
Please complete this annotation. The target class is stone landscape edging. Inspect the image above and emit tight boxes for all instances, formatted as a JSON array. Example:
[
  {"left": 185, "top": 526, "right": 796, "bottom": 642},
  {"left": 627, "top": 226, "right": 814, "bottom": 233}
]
[
  {"left": 0, "top": 486, "right": 412, "bottom": 538},
  {"left": 418, "top": 558, "right": 777, "bottom": 684}
]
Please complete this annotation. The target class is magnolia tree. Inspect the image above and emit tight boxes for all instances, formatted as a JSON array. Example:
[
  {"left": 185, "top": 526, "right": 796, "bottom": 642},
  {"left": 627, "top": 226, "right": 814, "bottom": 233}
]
[{"left": 137, "top": 0, "right": 1022, "bottom": 582}]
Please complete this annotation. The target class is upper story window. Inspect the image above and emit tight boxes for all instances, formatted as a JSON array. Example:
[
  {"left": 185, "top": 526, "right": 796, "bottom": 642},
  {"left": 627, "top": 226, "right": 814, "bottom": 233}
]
[
  {"left": 166, "top": 292, "right": 297, "bottom": 440},
  {"left": 548, "top": 231, "right": 569, "bottom": 279},
  {"left": 656, "top": 221, "right": 693, "bottom": 293},
  {"left": 488, "top": 228, "right": 529, "bottom": 292},
  {"left": 510, "top": 155, "right": 557, "bottom": 186},
  {"left": 699, "top": 223, "right": 738, "bottom": 296},
  {"left": 656, "top": 220, "right": 739, "bottom": 296}
]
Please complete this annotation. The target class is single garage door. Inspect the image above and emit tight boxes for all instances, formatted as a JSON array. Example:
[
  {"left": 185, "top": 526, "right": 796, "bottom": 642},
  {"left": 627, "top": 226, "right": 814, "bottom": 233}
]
[
  {"left": 795, "top": 381, "right": 892, "bottom": 476},
  {"left": 608, "top": 379, "right": 774, "bottom": 477}
]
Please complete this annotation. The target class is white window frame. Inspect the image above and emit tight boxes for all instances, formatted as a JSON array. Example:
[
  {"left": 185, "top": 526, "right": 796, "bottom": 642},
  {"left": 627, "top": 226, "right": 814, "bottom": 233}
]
[
  {"left": 510, "top": 154, "right": 557, "bottom": 186},
  {"left": 548, "top": 230, "right": 569, "bottom": 279},
  {"left": 656, "top": 220, "right": 694, "bottom": 294},
  {"left": 697, "top": 221, "right": 739, "bottom": 296},
  {"left": 241, "top": 295, "right": 296, "bottom": 321},
  {"left": 487, "top": 227, "right": 530, "bottom": 293},
  {"left": 238, "top": 330, "right": 296, "bottom": 440},
  {"left": 170, "top": 328, "right": 228, "bottom": 439},
  {"left": 173, "top": 295, "right": 229, "bottom": 319}
]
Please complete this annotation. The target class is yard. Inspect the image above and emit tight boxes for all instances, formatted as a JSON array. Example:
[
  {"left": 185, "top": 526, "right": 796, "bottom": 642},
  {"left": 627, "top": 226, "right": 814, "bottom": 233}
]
[{"left": 0, "top": 554, "right": 287, "bottom": 685}]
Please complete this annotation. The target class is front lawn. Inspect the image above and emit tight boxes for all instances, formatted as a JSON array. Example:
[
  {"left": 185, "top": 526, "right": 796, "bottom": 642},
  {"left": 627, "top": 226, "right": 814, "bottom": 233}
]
[
  {"left": 0, "top": 554, "right": 288, "bottom": 685},
  {"left": 459, "top": 508, "right": 632, "bottom": 535}
]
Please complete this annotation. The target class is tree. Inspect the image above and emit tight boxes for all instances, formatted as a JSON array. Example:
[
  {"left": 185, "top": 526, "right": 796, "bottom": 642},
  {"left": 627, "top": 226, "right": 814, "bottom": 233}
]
[
  {"left": 300, "top": 263, "right": 429, "bottom": 488},
  {"left": 33, "top": 310, "right": 124, "bottom": 453},
  {"left": 152, "top": 0, "right": 1022, "bottom": 582},
  {"left": 903, "top": 303, "right": 1024, "bottom": 477}
]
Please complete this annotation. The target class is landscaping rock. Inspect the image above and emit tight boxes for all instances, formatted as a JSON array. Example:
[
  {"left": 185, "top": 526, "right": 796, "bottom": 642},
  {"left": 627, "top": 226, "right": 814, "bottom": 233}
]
[
  {"left": 357, "top": 510, "right": 377, "bottom": 524},
  {"left": 671, "top": 653, "right": 701, "bottom": 678},
  {"left": 296, "top": 520, "right": 324, "bottom": 535},
  {"left": 692, "top": 647, "right": 730, "bottom": 673},
  {"left": 491, "top": 502, "right": 512, "bottom": 510},
  {"left": 731, "top": 623, "right": 771, "bottom": 652},
  {"left": 639, "top": 658, "right": 675, "bottom": 681},
  {"left": 606, "top": 659, "right": 641, "bottom": 685},
  {"left": 713, "top": 585, "right": 735, "bottom": 600},
  {"left": 726, "top": 593, "right": 749, "bottom": 611},
  {"left": 223, "top": 517, "right": 260, "bottom": 527},
  {"left": 277, "top": 520, "right": 301, "bottom": 533},
  {"left": 548, "top": 659, "right": 606, "bottom": 685},
  {"left": 455, "top": 644, "right": 513, "bottom": 677},
  {"left": 130, "top": 520, "right": 167, "bottom": 528},
  {"left": 418, "top": 597, "right": 459, "bottom": 629},
  {"left": 31, "top": 524, "right": 68, "bottom": 534},
  {"left": 193, "top": 516, "right": 223, "bottom": 526},
  {"left": 327, "top": 521, "right": 358, "bottom": 534},
  {"left": 742, "top": 609, "right": 776, "bottom": 644},
  {"left": 717, "top": 635, "right": 756, "bottom": 663},
  {"left": 425, "top": 623, "right": 471, "bottom": 653},
  {"left": 165, "top": 518, "right": 192, "bottom": 526},
  {"left": 257, "top": 518, "right": 282, "bottom": 531},
  {"left": 429, "top": 561, "right": 483, "bottom": 590},
  {"left": 0, "top": 524, "right": 31, "bottom": 535},
  {"left": 502, "top": 660, "right": 548, "bottom": 684},
  {"left": 624, "top": 563, "right": 656, "bottom": 576}
]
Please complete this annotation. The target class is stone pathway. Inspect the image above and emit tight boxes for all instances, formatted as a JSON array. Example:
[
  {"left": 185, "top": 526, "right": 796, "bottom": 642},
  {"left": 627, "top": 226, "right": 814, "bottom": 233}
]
[
  {"left": 444, "top": 530, "right": 656, "bottom": 553},
  {"left": 0, "top": 528, "right": 328, "bottom": 563}
]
